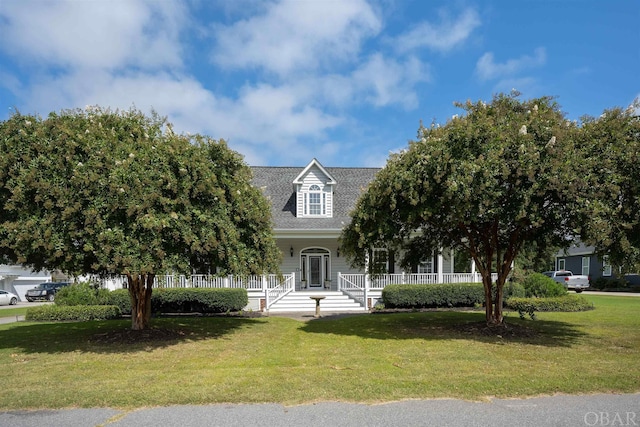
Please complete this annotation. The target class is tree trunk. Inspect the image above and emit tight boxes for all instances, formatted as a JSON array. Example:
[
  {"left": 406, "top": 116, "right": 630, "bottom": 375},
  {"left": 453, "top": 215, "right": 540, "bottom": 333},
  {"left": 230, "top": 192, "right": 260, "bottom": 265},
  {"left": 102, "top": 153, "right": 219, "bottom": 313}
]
[
  {"left": 492, "top": 276, "right": 505, "bottom": 326},
  {"left": 127, "top": 273, "right": 154, "bottom": 330},
  {"left": 481, "top": 273, "right": 496, "bottom": 325}
]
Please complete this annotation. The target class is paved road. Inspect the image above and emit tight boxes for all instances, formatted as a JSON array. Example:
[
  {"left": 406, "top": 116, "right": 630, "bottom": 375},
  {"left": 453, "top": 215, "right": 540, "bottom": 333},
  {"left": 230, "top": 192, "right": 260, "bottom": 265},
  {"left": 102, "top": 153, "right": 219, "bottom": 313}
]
[{"left": 1, "top": 394, "right": 639, "bottom": 427}]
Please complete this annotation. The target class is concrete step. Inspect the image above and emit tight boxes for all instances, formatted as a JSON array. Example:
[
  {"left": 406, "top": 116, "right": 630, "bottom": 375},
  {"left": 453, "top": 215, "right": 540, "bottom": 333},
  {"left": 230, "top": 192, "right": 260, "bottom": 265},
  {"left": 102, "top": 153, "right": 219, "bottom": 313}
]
[{"left": 267, "top": 291, "right": 366, "bottom": 313}]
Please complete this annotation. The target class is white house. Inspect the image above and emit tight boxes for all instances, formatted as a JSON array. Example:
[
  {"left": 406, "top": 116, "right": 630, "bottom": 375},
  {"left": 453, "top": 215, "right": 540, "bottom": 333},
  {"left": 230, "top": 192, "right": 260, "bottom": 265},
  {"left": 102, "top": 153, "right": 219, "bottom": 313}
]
[
  {"left": 246, "top": 158, "right": 485, "bottom": 312},
  {"left": 0, "top": 264, "right": 52, "bottom": 302},
  {"left": 2, "top": 158, "right": 486, "bottom": 311}
]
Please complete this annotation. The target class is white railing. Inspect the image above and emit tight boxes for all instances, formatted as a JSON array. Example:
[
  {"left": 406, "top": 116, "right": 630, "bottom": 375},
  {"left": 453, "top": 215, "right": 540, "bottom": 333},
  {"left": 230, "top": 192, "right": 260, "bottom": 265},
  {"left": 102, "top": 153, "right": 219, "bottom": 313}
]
[
  {"left": 337, "top": 274, "right": 367, "bottom": 308},
  {"left": 99, "top": 274, "right": 293, "bottom": 291},
  {"left": 338, "top": 272, "right": 500, "bottom": 293},
  {"left": 265, "top": 272, "right": 295, "bottom": 309}
]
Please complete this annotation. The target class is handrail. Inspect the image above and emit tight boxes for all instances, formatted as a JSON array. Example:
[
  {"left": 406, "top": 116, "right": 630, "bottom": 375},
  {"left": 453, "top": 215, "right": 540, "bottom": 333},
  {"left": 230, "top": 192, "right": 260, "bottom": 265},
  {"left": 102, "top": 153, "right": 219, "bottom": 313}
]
[
  {"left": 265, "top": 273, "right": 295, "bottom": 310},
  {"left": 337, "top": 273, "right": 366, "bottom": 308}
]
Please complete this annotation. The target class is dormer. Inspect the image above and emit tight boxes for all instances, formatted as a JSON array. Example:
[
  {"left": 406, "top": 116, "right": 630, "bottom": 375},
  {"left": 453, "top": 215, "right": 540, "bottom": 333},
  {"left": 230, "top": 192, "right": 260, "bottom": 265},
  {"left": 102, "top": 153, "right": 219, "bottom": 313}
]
[{"left": 292, "top": 158, "right": 336, "bottom": 218}]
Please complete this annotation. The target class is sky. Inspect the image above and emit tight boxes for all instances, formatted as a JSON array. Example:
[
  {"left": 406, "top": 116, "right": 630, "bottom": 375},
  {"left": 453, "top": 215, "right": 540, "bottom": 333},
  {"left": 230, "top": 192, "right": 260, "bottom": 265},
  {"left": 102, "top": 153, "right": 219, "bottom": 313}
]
[{"left": 0, "top": 0, "right": 638, "bottom": 167}]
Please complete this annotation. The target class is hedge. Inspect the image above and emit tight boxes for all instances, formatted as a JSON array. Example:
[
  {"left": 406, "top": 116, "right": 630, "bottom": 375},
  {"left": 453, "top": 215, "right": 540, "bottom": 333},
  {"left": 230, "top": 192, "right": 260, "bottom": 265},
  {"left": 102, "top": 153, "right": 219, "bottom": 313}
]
[
  {"left": 380, "top": 282, "right": 522, "bottom": 309},
  {"left": 26, "top": 305, "right": 121, "bottom": 322},
  {"left": 99, "top": 288, "right": 248, "bottom": 314},
  {"left": 382, "top": 283, "right": 484, "bottom": 308},
  {"left": 151, "top": 288, "right": 248, "bottom": 314},
  {"left": 506, "top": 295, "right": 595, "bottom": 319},
  {"left": 102, "top": 289, "right": 132, "bottom": 314}
]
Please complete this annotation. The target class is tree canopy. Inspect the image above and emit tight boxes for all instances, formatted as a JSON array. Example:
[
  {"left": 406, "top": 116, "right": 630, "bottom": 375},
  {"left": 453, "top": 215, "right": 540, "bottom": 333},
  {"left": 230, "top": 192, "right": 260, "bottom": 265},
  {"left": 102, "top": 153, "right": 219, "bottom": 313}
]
[
  {"left": 0, "top": 107, "right": 280, "bottom": 329},
  {"left": 579, "top": 103, "right": 640, "bottom": 274},
  {"left": 340, "top": 93, "right": 585, "bottom": 325}
]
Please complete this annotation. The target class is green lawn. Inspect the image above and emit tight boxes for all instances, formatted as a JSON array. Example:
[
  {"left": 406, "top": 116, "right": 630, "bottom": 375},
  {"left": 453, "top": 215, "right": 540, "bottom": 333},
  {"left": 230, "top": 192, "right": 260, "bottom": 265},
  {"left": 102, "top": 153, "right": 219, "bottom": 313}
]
[
  {"left": 0, "top": 307, "right": 29, "bottom": 318},
  {"left": 0, "top": 295, "right": 638, "bottom": 409}
]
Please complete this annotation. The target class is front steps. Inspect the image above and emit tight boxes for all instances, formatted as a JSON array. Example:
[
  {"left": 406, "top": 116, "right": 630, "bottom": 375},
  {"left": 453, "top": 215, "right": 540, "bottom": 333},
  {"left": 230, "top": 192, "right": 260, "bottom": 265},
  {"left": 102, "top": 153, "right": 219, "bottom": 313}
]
[{"left": 267, "top": 291, "right": 366, "bottom": 313}]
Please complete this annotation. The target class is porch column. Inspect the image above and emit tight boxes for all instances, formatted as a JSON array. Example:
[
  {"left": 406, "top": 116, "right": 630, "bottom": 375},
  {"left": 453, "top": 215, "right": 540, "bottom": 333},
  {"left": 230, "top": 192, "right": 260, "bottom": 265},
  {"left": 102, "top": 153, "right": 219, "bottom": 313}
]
[
  {"left": 364, "top": 250, "right": 371, "bottom": 289},
  {"left": 471, "top": 259, "right": 477, "bottom": 282},
  {"left": 437, "top": 249, "right": 444, "bottom": 283}
]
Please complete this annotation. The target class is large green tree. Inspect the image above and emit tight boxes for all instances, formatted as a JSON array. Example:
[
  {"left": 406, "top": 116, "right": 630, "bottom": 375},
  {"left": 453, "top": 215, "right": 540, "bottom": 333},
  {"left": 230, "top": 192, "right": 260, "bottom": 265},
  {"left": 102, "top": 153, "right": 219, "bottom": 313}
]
[
  {"left": 580, "top": 102, "right": 640, "bottom": 274},
  {"left": 341, "top": 93, "right": 584, "bottom": 325},
  {"left": 0, "top": 107, "right": 280, "bottom": 329}
]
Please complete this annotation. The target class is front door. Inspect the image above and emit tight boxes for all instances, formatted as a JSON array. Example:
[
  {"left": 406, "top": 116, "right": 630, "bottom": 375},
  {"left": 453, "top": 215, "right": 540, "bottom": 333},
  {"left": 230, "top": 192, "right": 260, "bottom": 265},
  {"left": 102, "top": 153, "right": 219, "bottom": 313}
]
[
  {"left": 309, "top": 255, "right": 322, "bottom": 288},
  {"left": 301, "top": 248, "right": 331, "bottom": 289}
]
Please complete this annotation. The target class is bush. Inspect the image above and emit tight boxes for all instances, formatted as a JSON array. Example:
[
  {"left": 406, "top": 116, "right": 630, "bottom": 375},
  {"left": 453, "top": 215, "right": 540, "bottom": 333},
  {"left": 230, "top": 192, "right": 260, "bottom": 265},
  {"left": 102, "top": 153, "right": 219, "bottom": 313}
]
[
  {"left": 101, "top": 289, "right": 132, "bottom": 314},
  {"left": 93, "top": 288, "right": 249, "bottom": 315},
  {"left": 26, "top": 305, "right": 121, "bottom": 321},
  {"left": 382, "top": 283, "right": 485, "bottom": 308},
  {"left": 521, "top": 273, "right": 567, "bottom": 298},
  {"left": 55, "top": 282, "right": 111, "bottom": 306},
  {"left": 590, "top": 276, "right": 628, "bottom": 290},
  {"left": 151, "top": 288, "right": 248, "bottom": 314},
  {"left": 507, "top": 295, "right": 594, "bottom": 319},
  {"left": 502, "top": 281, "right": 526, "bottom": 299}
]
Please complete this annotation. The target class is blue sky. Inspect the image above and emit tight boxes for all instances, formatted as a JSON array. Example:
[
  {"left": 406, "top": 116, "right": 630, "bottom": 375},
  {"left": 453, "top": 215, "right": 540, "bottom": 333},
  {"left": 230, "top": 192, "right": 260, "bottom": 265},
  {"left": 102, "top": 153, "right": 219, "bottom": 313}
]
[{"left": 1, "top": 0, "right": 638, "bottom": 167}]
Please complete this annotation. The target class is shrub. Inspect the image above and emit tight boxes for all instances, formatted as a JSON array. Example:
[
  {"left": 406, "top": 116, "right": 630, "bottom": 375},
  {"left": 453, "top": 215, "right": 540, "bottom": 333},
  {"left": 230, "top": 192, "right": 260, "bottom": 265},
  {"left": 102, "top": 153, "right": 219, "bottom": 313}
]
[
  {"left": 97, "top": 288, "right": 249, "bottom": 315},
  {"left": 507, "top": 295, "right": 594, "bottom": 319},
  {"left": 151, "top": 288, "right": 248, "bottom": 314},
  {"left": 55, "top": 282, "right": 111, "bottom": 306},
  {"left": 26, "top": 305, "right": 121, "bottom": 321},
  {"left": 590, "top": 276, "right": 628, "bottom": 290},
  {"left": 502, "top": 281, "right": 526, "bottom": 299},
  {"left": 382, "top": 283, "right": 485, "bottom": 309},
  {"left": 522, "top": 273, "right": 567, "bottom": 298},
  {"left": 101, "top": 289, "right": 132, "bottom": 314}
]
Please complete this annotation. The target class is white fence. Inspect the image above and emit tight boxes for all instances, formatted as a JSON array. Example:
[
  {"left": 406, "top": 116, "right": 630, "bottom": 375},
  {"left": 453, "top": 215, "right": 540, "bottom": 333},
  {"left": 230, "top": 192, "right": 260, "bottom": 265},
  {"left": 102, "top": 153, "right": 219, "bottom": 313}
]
[
  {"left": 337, "top": 272, "right": 500, "bottom": 308},
  {"left": 99, "top": 274, "right": 292, "bottom": 292}
]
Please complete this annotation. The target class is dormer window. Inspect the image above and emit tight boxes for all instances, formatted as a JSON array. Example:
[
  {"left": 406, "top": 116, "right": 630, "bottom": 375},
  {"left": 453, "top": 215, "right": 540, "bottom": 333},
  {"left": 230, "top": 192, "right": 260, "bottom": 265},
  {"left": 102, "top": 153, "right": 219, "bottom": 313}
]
[
  {"left": 293, "top": 159, "right": 336, "bottom": 218},
  {"left": 307, "top": 185, "right": 324, "bottom": 215}
]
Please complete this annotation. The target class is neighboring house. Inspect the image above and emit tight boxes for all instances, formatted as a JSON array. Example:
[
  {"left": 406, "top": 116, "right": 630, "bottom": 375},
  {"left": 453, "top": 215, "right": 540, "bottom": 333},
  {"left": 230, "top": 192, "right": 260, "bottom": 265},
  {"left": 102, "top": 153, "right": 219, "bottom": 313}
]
[
  {"left": 0, "top": 264, "right": 52, "bottom": 302},
  {"left": 555, "top": 243, "right": 639, "bottom": 286},
  {"left": 555, "top": 243, "right": 607, "bottom": 281}
]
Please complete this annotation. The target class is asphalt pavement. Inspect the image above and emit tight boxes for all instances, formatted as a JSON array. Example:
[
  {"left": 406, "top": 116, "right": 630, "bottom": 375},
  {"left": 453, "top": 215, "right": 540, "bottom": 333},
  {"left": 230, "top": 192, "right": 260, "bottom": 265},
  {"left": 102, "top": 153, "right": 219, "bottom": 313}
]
[{"left": 1, "top": 394, "right": 639, "bottom": 427}]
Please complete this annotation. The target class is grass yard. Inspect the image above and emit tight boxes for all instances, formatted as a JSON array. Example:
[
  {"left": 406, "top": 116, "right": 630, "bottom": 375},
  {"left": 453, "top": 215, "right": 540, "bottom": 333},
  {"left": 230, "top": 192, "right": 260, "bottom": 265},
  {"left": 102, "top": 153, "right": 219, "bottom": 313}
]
[
  {"left": 0, "top": 295, "right": 638, "bottom": 409},
  {"left": 0, "top": 307, "right": 29, "bottom": 319}
]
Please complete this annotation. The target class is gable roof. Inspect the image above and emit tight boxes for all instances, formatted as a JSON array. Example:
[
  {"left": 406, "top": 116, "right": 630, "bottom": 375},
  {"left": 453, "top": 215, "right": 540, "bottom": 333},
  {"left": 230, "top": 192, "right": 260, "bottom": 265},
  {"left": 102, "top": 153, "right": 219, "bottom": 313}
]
[
  {"left": 251, "top": 165, "right": 380, "bottom": 233},
  {"left": 292, "top": 158, "right": 337, "bottom": 186}
]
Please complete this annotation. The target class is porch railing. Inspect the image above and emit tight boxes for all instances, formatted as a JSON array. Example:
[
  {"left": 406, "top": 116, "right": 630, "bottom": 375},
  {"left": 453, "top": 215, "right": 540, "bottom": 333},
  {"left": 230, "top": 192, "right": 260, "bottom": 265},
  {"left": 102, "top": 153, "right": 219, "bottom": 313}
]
[
  {"left": 99, "top": 273, "right": 293, "bottom": 292},
  {"left": 338, "top": 272, "right": 500, "bottom": 295},
  {"left": 265, "top": 272, "right": 295, "bottom": 310},
  {"left": 337, "top": 274, "right": 367, "bottom": 308}
]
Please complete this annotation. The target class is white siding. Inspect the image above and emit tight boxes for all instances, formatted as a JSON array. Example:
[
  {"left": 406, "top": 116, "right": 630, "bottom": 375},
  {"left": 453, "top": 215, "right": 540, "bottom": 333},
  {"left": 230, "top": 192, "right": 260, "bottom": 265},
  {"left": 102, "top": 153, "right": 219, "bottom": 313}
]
[{"left": 295, "top": 166, "right": 333, "bottom": 217}]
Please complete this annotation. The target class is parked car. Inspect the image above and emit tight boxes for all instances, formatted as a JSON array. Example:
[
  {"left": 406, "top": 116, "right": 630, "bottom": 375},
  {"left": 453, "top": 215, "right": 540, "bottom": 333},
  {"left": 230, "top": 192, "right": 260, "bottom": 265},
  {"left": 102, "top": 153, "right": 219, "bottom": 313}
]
[
  {"left": 25, "top": 282, "right": 69, "bottom": 302},
  {"left": 0, "top": 290, "right": 19, "bottom": 306},
  {"left": 542, "top": 271, "right": 590, "bottom": 293}
]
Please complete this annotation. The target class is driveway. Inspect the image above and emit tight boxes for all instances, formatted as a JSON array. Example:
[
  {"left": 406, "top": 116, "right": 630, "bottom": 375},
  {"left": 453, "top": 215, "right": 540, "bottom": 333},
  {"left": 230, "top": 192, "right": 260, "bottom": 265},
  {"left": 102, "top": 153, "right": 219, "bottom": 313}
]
[{"left": 1, "top": 394, "right": 639, "bottom": 427}]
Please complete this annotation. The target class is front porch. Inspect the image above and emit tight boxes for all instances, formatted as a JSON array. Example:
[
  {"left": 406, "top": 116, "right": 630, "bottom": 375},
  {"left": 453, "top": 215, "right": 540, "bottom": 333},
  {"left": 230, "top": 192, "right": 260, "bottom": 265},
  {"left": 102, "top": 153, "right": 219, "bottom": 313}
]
[{"left": 101, "top": 272, "right": 497, "bottom": 313}]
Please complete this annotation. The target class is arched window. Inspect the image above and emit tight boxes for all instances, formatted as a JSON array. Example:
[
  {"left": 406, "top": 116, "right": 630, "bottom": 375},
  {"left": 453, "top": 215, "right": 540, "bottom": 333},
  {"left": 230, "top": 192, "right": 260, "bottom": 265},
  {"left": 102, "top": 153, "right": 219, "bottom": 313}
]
[{"left": 304, "top": 184, "right": 326, "bottom": 216}]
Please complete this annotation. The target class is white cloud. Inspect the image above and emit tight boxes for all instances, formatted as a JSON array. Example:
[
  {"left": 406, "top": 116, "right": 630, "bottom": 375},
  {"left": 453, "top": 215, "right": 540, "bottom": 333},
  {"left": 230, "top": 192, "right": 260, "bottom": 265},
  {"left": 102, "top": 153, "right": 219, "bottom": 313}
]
[
  {"left": 16, "top": 68, "right": 344, "bottom": 165},
  {"left": 0, "top": 0, "right": 186, "bottom": 70},
  {"left": 0, "top": 0, "right": 437, "bottom": 166},
  {"left": 476, "top": 47, "right": 547, "bottom": 81},
  {"left": 393, "top": 8, "right": 480, "bottom": 53},
  {"left": 211, "top": 0, "right": 381, "bottom": 75},
  {"left": 351, "top": 54, "right": 430, "bottom": 109}
]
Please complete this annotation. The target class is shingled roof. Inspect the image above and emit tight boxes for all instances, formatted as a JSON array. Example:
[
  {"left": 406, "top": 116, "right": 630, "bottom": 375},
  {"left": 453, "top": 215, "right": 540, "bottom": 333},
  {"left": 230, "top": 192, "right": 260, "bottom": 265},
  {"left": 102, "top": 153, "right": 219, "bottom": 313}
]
[{"left": 251, "top": 166, "right": 380, "bottom": 231}]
